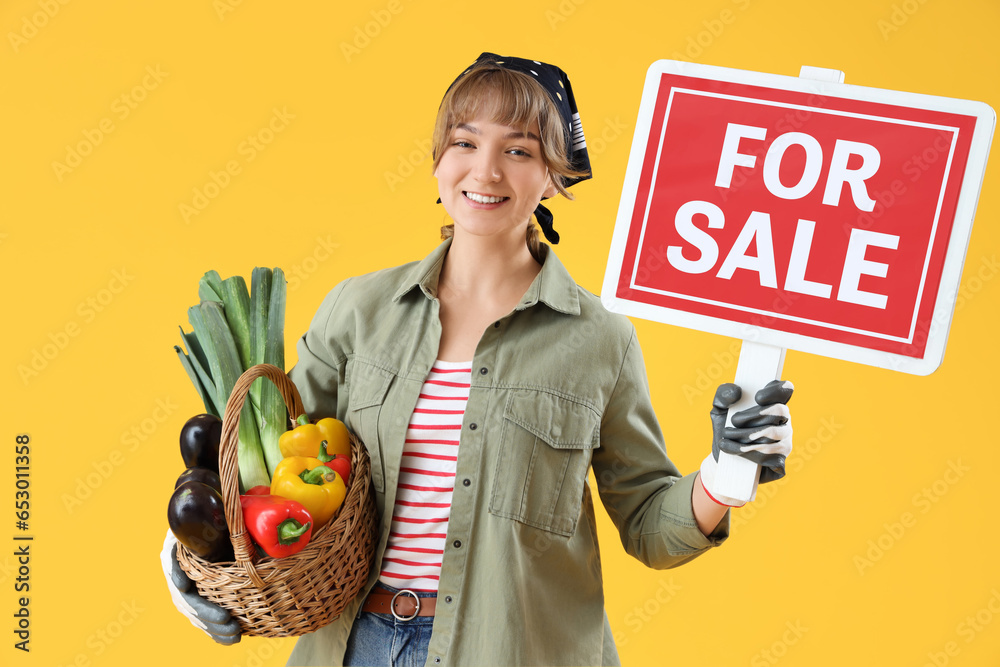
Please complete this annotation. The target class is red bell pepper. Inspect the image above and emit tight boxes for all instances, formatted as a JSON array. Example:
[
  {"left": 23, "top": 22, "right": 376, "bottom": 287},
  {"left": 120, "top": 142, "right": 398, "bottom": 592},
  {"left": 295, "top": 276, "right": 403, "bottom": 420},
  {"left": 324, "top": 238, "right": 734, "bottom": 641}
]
[
  {"left": 317, "top": 439, "right": 351, "bottom": 486},
  {"left": 239, "top": 493, "right": 314, "bottom": 558}
]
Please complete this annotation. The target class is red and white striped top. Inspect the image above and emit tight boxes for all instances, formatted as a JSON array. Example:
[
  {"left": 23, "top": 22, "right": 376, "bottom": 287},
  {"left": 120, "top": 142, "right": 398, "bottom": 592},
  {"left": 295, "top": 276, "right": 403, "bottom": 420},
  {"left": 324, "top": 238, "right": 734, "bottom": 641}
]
[{"left": 378, "top": 359, "right": 472, "bottom": 592}]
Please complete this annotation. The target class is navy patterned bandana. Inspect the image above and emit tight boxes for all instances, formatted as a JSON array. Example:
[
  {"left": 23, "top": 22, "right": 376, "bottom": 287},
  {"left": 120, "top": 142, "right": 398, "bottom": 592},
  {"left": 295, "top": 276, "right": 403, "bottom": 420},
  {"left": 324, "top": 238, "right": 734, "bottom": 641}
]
[{"left": 438, "top": 52, "right": 592, "bottom": 244}]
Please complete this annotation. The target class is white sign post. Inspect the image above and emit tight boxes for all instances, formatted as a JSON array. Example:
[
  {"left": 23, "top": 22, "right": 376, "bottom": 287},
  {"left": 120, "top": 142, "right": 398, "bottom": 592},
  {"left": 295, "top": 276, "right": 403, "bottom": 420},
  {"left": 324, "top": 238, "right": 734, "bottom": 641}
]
[
  {"left": 603, "top": 60, "right": 995, "bottom": 502},
  {"left": 715, "top": 341, "right": 786, "bottom": 502},
  {"left": 715, "top": 66, "right": 845, "bottom": 502}
]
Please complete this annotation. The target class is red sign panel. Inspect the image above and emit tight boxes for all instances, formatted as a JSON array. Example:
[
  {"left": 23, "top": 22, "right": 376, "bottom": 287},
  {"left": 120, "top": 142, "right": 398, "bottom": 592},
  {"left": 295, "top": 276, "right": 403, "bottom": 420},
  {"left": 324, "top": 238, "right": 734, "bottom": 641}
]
[{"left": 604, "top": 62, "right": 993, "bottom": 373}]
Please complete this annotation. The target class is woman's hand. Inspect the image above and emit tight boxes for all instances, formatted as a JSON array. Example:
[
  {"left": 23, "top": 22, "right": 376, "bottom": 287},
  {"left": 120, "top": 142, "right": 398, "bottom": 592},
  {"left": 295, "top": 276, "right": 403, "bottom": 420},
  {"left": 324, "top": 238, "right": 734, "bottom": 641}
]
[
  {"left": 697, "top": 381, "right": 794, "bottom": 512},
  {"left": 160, "top": 531, "right": 242, "bottom": 645}
]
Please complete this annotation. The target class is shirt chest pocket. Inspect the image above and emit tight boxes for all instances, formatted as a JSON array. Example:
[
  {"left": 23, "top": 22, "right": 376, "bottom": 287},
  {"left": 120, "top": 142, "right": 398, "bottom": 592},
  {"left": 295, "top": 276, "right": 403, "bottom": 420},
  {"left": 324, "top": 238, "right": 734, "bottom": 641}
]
[
  {"left": 488, "top": 390, "right": 600, "bottom": 537},
  {"left": 347, "top": 362, "right": 394, "bottom": 494}
]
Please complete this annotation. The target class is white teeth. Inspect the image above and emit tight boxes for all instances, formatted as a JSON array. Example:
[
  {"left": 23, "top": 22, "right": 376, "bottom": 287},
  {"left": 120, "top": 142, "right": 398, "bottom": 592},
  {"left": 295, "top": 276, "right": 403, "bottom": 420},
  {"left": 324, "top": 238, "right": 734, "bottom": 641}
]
[{"left": 465, "top": 192, "right": 506, "bottom": 204}]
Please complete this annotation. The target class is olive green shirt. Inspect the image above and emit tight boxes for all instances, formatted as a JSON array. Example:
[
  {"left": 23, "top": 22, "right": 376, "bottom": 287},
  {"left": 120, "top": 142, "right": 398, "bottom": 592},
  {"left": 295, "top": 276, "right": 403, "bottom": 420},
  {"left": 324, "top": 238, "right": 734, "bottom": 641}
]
[{"left": 285, "top": 239, "right": 728, "bottom": 667}]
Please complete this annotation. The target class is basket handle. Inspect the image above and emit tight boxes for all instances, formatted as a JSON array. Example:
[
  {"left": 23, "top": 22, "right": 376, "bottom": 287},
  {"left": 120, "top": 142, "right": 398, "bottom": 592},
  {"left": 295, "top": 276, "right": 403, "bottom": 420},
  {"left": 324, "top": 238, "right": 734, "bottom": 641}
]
[{"left": 218, "top": 363, "right": 305, "bottom": 587}]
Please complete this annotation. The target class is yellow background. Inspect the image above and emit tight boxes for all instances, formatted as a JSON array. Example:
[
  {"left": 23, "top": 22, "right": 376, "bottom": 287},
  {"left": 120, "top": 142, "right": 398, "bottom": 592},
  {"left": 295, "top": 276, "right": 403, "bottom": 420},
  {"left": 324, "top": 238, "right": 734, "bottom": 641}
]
[{"left": 3, "top": 0, "right": 999, "bottom": 665}]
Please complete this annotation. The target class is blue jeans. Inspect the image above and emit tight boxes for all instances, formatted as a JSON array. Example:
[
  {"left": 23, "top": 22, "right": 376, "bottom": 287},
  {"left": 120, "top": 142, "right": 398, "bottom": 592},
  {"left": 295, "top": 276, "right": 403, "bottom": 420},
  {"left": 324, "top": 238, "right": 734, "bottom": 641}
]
[{"left": 343, "top": 585, "right": 436, "bottom": 667}]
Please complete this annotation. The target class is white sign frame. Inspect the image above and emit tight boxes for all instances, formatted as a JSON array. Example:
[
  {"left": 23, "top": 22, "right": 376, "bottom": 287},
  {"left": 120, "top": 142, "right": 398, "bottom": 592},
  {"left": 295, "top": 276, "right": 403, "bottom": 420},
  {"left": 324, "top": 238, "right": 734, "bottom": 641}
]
[{"left": 602, "top": 59, "right": 996, "bottom": 376}]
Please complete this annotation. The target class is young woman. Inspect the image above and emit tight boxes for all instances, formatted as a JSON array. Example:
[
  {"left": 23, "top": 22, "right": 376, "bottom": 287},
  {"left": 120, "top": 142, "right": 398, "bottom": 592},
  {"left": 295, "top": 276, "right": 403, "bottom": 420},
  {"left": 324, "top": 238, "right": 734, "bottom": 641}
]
[{"left": 163, "top": 53, "right": 794, "bottom": 667}]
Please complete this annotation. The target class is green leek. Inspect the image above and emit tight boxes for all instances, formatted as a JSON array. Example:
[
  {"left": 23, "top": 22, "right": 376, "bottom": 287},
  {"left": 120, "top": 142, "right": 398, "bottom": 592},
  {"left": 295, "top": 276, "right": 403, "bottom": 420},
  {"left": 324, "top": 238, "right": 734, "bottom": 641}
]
[
  {"left": 174, "top": 344, "right": 218, "bottom": 418},
  {"left": 175, "top": 266, "right": 288, "bottom": 488},
  {"left": 221, "top": 276, "right": 252, "bottom": 370},
  {"left": 248, "top": 268, "right": 272, "bottom": 416},
  {"left": 199, "top": 270, "right": 224, "bottom": 303},
  {"left": 178, "top": 327, "right": 220, "bottom": 417},
  {"left": 191, "top": 300, "right": 270, "bottom": 491},
  {"left": 258, "top": 268, "right": 287, "bottom": 475}
]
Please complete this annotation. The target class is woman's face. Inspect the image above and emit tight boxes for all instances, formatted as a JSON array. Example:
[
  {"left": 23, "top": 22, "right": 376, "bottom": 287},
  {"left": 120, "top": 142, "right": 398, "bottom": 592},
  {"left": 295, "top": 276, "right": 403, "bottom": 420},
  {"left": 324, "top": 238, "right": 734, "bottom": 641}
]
[{"left": 434, "top": 114, "right": 557, "bottom": 245}]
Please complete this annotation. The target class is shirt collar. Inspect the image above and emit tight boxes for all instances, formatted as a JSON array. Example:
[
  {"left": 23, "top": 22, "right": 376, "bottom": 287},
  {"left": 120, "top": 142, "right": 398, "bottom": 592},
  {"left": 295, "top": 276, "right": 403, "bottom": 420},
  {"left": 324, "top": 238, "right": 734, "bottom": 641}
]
[{"left": 392, "top": 238, "right": 581, "bottom": 316}]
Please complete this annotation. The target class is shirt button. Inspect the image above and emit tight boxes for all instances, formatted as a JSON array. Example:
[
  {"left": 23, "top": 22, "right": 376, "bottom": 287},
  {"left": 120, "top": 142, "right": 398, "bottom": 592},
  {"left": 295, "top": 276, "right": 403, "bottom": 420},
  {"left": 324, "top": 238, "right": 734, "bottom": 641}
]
[
  {"left": 479, "top": 367, "right": 488, "bottom": 375},
  {"left": 469, "top": 423, "right": 478, "bottom": 430},
  {"left": 434, "top": 658, "right": 441, "bottom": 664},
  {"left": 493, "top": 321, "right": 500, "bottom": 328},
  {"left": 462, "top": 478, "right": 471, "bottom": 487},
  {"left": 445, "top": 596, "right": 453, "bottom": 603},
  {"left": 453, "top": 540, "right": 462, "bottom": 548}
]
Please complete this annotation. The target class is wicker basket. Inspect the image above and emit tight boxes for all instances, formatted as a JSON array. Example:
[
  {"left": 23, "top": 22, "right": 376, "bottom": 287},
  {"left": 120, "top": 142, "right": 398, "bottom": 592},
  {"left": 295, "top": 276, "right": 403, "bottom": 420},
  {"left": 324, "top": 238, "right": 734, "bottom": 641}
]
[{"left": 177, "top": 363, "right": 378, "bottom": 637}]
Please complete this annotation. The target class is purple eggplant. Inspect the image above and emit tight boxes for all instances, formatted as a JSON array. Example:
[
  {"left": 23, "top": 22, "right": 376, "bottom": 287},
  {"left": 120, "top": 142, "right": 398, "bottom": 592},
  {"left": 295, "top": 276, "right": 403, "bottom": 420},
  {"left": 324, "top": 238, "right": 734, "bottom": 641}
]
[
  {"left": 168, "top": 480, "right": 233, "bottom": 562},
  {"left": 179, "top": 414, "right": 223, "bottom": 472},
  {"left": 175, "top": 467, "right": 222, "bottom": 493}
]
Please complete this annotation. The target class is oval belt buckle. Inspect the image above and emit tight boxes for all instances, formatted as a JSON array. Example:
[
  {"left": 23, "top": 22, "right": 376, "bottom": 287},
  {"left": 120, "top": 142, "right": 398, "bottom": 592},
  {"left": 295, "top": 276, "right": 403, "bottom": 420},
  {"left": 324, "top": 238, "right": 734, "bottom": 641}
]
[{"left": 390, "top": 589, "right": 420, "bottom": 621}]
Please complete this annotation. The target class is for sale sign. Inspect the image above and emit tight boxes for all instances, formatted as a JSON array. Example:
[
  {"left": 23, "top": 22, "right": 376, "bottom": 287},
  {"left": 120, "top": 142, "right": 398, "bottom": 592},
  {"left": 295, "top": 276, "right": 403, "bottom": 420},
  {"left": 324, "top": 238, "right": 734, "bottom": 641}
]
[{"left": 603, "top": 61, "right": 995, "bottom": 375}]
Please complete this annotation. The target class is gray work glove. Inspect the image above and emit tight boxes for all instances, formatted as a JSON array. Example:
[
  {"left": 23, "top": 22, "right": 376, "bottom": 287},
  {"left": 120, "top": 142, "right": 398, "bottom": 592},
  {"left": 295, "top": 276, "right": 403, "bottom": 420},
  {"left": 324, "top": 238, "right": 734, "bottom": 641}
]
[
  {"left": 700, "top": 380, "right": 794, "bottom": 506},
  {"left": 160, "top": 531, "right": 241, "bottom": 645}
]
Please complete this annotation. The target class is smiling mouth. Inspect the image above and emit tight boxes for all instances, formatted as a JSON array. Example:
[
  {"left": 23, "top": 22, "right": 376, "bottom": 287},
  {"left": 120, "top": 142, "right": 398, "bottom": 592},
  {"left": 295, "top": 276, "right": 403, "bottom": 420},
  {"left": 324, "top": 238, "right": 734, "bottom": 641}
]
[{"left": 463, "top": 191, "right": 509, "bottom": 204}]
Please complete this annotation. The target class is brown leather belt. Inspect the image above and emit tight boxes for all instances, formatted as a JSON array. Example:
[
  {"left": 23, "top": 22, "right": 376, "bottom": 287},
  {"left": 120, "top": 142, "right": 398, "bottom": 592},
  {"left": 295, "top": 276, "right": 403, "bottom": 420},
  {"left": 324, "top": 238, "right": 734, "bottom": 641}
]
[{"left": 361, "top": 586, "right": 437, "bottom": 620}]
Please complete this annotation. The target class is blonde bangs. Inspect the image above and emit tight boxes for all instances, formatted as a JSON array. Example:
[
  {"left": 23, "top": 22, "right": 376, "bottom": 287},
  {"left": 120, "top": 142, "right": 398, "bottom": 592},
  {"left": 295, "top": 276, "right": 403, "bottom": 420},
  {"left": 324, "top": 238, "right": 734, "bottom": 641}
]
[
  {"left": 431, "top": 64, "right": 584, "bottom": 197},
  {"left": 444, "top": 69, "right": 546, "bottom": 136}
]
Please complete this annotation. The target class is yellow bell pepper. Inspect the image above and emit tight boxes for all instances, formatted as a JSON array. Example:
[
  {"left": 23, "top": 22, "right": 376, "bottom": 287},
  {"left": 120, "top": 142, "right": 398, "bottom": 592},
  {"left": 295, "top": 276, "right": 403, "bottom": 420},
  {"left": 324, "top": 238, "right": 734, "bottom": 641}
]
[
  {"left": 278, "top": 414, "right": 351, "bottom": 459},
  {"left": 270, "top": 455, "right": 347, "bottom": 530}
]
